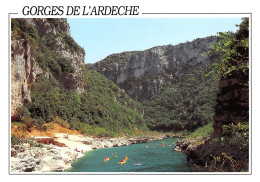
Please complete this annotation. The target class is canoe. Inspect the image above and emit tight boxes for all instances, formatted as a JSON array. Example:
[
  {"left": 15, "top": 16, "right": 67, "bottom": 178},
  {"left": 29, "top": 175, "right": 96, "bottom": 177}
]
[
  {"left": 104, "top": 158, "right": 110, "bottom": 162},
  {"left": 134, "top": 163, "right": 142, "bottom": 166},
  {"left": 118, "top": 160, "right": 126, "bottom": 164}
]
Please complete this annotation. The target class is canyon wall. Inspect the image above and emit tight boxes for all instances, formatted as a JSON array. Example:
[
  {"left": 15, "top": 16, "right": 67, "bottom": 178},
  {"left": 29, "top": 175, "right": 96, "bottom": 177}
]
[
  {"left": 89, "top": 36, "right": 218, "bottom": 101},
  {"left": 11, "top": 18, "right": 85, "bottom": 117}
]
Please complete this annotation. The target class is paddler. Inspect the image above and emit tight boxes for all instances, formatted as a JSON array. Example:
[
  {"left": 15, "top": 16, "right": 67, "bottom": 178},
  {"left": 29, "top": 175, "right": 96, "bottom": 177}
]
[
  {"left": 112, "top": 152, "right": 117, "bottom": 157},
  {"left": 124, "top": 154, "right": 128, "bottom": 161}
]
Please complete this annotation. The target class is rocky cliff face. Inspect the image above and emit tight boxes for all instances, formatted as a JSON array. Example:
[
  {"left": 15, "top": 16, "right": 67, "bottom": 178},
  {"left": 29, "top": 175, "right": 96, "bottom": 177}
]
[
  {"left": 26, "top": 18, "right": 85, "bottom": 92},
  {"left": 213, "top": 72, "right": 249, "bottom": 136},
  {"left": 11, "top": 39, "right": 42, "bottom": 117},
  {"left": 11, "top": 18, "right": 85, "bottom": 117},
  {"left": 89, "top": 36, "right": 218, "bottom": 101}
]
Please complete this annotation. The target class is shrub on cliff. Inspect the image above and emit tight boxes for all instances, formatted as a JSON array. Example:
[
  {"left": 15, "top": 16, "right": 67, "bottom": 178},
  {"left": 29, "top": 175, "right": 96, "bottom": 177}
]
[
  {"left": 11, "top": 18, "right": 80, "bottom": 78},
  {"left": 207, "top": 18, "right": 249, "bottom": 78},
  {"left": 16, "top": 106, "right": 31, "bottom": 122}
]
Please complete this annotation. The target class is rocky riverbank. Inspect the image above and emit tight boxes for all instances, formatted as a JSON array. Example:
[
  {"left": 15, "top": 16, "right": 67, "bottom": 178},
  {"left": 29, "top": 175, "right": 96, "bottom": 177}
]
[
  {"left": 11, "top": 133, "right": 175, "bottom": 172},
  {"left": 174, "top": 137, "right": 210, "bottom": 171},
  {"left": 11, "top": 143, "right": 84, "bottom": 172},
  {"left": 174, "top": 136, "right": 210, "bottom": 155},
  {"left": 174, "top": 136, "right": 249, "bottom": 172}
]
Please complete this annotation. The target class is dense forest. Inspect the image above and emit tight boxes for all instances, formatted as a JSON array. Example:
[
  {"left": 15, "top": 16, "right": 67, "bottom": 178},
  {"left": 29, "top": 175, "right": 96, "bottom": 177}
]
[
  {"left": 143, "top": 65, "right": 219, "bottom": 133},
  {"left": 21, "top": 70, "right": 146, "bottom": 137}
]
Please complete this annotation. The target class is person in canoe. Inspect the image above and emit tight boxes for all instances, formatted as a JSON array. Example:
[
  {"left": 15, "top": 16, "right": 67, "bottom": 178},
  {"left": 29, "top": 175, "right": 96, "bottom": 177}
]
[
  {"left": 134, "top": 162, "right": 142, "bottom": 166},
  {"left": 112, "top": 152, "right": 118, "bottom": 158},
  {"left": 118, "top": 158, "right": 126, "bottom": 164},
  {"left": 104, "top": 156, "right": 110, "bottom": 161},
  {"left": 124, "top": 154, "right": 128, "bottom": 161}
]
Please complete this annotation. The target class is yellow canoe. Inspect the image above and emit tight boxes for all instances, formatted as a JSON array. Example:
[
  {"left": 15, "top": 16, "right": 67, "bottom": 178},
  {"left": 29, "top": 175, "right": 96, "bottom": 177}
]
[
  {"left": 104, "top": 158, "right": 110, "bottom": 162},
  {"left": 118, "top": 160, "right": 126, "bottom": 164}
]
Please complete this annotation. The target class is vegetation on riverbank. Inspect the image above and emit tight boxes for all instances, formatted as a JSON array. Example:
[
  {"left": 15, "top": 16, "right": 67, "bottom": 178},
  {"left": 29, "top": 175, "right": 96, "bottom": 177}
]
[
  {"left": 186, "top": 122, "right": 213, "bottom": 139},
  {"left": 14, "top": 70, "right": 147, "bottom": 138},
  {"left": 143, "top": 65, "right": 218, "bottom": 133}
]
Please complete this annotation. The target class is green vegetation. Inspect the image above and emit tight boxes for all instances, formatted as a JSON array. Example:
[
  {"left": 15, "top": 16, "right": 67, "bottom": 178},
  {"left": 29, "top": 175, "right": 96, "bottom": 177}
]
[
  {"left": 186, "top": 122, "right": 213, "bottom": 139},
  {"left": 208, "top": 18, "right": 249, "bottom": 136},
  {"left": 222, "top": 122, "right": 249, "bottom": 147},
  {"left": 207, "top": 18, "right": 249, "bottom": 78},
  {"left": 11, "top": 18, "right": 82, "bottom": 77},
  {"left": 17, "top": 70, "right": 146, "bottom": 137},
  {"left": 12, "top": 18, "right": 146, "bottom": 137},
  {"left": 11, "top": 135, "right": 43, "bottom": 147},
  {"left": 13, "top": 70, "right": 146, "bottom": 137},
  {"left": 48, "top": 18, "right": 85, "bottom": 54},
  {"left": 143, "top": 65, "right": 219, "bottom": 133},
  {"left": 192, "top": 18, "right": 250, "bottom": 172}
]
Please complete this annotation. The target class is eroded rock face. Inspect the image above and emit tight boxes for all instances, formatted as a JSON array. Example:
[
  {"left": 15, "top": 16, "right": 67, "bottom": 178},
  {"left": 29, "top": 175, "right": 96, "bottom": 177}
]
[
  {"left": 25, "top": 18, "right": 85, "bottom": 92},
  {"left": 27, "top": 18, "right": 71, "bottom": 37},
  {"left": 213, "top": 72, "right": 249, "bottom": 135},
  {"left": 11, "top": 39, "right": 42, "bottom": 117},
  {"left": 91, "top": 36, "right": 218, "bottom": 101},
  {"left": 11, "top": 18, "right": 85, "bottom": 117}
]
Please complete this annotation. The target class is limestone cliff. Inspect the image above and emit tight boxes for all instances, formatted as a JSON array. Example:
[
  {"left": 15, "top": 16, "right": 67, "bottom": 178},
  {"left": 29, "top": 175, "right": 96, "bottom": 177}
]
[
  {"left": 11, "top": 18, "right": 85, "bottom": 117},
  {"left": 11, "top": 39, "right": 42, "bottom": 117},
  {"left": 88, "top": 36, "right": 218, "bottom": 101}
]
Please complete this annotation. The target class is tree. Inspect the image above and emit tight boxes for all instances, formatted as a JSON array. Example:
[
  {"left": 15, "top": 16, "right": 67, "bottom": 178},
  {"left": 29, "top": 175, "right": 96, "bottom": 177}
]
[{"left": 208, "top": 18, "right": 249, "bottom": 78}]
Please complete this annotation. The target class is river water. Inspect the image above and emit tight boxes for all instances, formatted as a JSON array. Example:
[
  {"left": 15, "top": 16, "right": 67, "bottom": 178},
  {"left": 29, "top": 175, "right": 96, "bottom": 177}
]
[{"left": 67, "top": 138, "right": 190, "bottom": 172}]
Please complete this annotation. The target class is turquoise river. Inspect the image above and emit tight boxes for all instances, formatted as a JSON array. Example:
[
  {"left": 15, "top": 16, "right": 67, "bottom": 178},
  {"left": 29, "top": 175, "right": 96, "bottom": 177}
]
[{"left": 66, "top": 138, "right": 190, "bottom": 172}]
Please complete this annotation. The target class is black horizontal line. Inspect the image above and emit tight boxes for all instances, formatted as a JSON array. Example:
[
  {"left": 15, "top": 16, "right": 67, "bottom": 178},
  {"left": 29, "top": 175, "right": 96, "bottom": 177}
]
[{"left": 9, "top": 13, "right": 18, "bottom": 14}]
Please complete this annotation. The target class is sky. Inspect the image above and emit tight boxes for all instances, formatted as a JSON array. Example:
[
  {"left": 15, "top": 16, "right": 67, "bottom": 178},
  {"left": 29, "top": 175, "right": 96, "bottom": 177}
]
[{"left": 67, "top": 18, "right": 242, "bottom": 64}]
